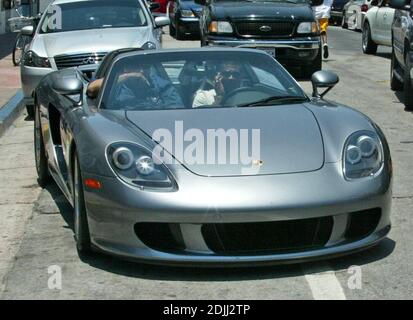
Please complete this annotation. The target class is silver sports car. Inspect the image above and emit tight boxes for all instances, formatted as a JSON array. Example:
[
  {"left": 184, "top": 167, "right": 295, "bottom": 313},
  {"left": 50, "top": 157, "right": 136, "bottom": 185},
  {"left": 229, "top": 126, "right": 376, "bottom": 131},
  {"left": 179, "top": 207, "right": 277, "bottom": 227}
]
[{"left": 34, "top": 47, "right": 392, "bottom": 265}]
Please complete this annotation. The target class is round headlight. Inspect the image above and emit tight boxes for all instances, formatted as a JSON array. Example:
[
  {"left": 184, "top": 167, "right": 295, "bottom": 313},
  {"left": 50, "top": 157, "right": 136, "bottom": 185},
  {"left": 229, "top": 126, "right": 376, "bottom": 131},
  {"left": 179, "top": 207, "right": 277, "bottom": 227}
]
[
  {"left": 357, "top": 135, "right": 377, "bottom": 158},
  {"left": 112, "top": 147, "right": 134, "bottom": 170},
  {"left": 346, "top": 145, "right": 362, "bottom": 164},
  {"left": 136, "top": 155, "right": 155, "bottom": 176}
]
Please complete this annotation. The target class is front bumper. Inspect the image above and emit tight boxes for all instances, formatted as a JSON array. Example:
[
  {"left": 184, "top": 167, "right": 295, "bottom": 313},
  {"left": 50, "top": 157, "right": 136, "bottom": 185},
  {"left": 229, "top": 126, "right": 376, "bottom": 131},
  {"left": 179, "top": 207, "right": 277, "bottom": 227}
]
[
  {"left": 82, "top": 161, "right": 392, "bottom": 266},
  {"left": 21, "top": 64, "right": 54, "bottom": 105},
  {"left": 206, "top": 37, "right": 321, "bottom": 66},
  {"left": 331, "top": 10, "right": 343, "bottom": 19},
  {"left": 177, "top": 17, "right": 200, "bottom": 35}
]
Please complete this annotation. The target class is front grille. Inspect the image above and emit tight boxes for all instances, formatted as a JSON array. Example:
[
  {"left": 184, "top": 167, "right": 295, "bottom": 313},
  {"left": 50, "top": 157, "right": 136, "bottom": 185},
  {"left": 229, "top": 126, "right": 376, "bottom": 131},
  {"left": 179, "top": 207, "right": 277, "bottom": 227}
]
[
  {"left": 202, "top": 217, "right": 333, "bottom": 255},
  {"left": 134, "top": 208, "right": 382, "bottom": 256},
  {"left": 54, "top": 52, "right": 107, "bottom": 70},
  {"left": 235, "top": 21, "right": 295, "bottom": 38}
]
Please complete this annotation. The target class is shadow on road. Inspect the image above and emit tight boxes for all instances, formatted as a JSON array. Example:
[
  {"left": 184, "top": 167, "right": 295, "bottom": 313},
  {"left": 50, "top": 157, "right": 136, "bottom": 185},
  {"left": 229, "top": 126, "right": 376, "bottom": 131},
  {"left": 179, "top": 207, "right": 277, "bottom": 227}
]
[
  {"left": 0, "top": 33, "right": 17, "bottom": 60},
  {"left": 374, "top": 52, "right": 391, "bottom": 60},
  {"left": 393, "top": 91, "right": 413, "bottom": 113},
  {"left": 46, "top": 178, "right": 396, "bottom": 282}
]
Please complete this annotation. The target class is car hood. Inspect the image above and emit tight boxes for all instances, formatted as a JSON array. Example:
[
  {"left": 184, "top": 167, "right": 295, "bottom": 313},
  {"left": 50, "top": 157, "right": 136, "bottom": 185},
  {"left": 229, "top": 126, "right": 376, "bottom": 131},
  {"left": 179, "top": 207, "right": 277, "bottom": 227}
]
[
  {"left": 212, "top": 2, "right": 314, "bottom": 21},
  {"left": 31, "top": 27, "right": 151, "bottom": 58},
  {"left": 126, "top": 105, "right": 324, "bottom": 177}
]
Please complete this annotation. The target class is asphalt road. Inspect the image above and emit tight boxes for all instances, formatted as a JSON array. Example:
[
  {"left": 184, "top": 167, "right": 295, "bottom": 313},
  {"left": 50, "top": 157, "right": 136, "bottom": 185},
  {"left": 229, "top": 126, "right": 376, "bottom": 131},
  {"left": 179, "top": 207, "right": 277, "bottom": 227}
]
[{"left": 0, "top": 27, "right": 411, "bottom": 300}]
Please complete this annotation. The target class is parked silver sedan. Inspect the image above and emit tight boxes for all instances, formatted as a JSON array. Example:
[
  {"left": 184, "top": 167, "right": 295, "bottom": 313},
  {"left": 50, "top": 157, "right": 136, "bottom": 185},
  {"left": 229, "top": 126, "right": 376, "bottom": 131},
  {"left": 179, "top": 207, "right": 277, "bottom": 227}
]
[{"left": 20, "top": 0, "right": 169, "bottom": 117}]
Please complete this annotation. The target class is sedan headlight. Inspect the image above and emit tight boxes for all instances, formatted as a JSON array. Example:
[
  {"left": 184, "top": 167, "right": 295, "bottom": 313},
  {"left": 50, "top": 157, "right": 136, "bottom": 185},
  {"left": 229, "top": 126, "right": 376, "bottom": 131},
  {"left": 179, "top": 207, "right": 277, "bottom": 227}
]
[
  {"left": 107, "top": 142, "right": 177, "bottom": 190},
  {"left": 209, "top": 21, "right": 233, "bottom": 34},
  {"left": 23, "top": 50, "right": 51, "bottom": 68},
  {"left": 181, "top": 9, "right": 195, "bottom": 18},
  {"left": 297, "top": 22, "right": 318, "bottom": 34},
  {"left": 343, "top": 131, "right": 384, "bottom": 180}
]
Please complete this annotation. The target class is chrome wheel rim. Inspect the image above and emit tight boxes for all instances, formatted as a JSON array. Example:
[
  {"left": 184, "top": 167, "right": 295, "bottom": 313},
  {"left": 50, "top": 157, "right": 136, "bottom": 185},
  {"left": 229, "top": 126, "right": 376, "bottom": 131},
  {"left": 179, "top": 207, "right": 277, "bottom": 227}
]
[
  {"left": 362, "top": 26, "right": 368, "bottom": 51},
  {"left": 34, "top": 107, "right": 41, "bottom": 173},
  {"left": 74, "top": 157, "right": 81, "bottom": 240}
]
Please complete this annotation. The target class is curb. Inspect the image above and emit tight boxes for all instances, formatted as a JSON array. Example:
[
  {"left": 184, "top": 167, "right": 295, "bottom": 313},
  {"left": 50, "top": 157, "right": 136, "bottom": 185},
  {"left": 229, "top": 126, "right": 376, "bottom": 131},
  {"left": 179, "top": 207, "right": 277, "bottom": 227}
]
[{"left": 0, "top": 90, "right": 24, "bottom": 138}]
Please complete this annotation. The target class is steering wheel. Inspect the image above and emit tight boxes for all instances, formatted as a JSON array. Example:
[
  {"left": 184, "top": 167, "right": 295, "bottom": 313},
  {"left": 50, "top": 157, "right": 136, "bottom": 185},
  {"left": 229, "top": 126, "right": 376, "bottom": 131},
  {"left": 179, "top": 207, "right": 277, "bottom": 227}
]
[{"left": 221, "top": 85, "right": 283, "bottom": 106}]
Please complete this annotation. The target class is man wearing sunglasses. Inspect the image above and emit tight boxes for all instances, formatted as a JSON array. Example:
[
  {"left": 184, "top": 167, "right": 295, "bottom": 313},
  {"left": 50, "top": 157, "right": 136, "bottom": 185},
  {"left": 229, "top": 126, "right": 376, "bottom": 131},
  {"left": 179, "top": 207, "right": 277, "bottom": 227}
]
[{"left": 192, "top": 61, "right": 244, "bottom": 108}]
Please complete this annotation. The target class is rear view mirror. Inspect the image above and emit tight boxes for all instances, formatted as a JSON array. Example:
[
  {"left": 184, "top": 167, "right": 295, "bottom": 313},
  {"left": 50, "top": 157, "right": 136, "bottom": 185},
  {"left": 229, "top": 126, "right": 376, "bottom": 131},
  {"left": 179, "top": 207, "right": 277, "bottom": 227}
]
[
  {"left": 21, "top": 25, "right": 34, "bottom": 37},
  {"left": 154, "top": 16, "right": 170, "bottom": 28},
  {"left": 53, "top": 77, "right": 84, "bottom": 105},
  {"left": 311, "top": 70, "right": 339, "bottom": 98}
]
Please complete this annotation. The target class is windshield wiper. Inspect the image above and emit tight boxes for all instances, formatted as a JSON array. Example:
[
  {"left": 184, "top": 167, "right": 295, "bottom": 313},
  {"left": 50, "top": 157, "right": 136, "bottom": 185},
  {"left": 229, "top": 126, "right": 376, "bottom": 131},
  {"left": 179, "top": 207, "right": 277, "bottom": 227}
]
[{"left": 237, "top": 95, "right": 308, "bottom": 107}]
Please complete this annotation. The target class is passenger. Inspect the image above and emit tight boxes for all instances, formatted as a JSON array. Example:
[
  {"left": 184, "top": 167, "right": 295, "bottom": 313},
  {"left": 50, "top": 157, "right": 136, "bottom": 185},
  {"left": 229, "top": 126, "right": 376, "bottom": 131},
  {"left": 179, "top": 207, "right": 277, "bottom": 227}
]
[
  {"left": 116, "top": 63, "right": 183, "bottom": 109},
  {"left": 192, "top": 61, "right": 244, "bottom": 108}
]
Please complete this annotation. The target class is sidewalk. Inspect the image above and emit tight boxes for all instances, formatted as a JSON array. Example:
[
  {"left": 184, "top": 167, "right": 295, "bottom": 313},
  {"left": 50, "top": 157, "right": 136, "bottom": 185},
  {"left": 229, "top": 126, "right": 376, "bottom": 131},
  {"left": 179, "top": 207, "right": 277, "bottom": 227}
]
[{"left": 0, "top": 33, "right": 20, "bottom": 109}]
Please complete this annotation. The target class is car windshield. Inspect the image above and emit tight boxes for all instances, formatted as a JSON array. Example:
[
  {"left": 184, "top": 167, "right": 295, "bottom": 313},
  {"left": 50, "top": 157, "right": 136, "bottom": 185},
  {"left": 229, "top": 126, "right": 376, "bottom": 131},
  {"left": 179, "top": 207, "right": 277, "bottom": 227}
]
[
  {"left": 39, "top": 0, "right": 147, "bottom": 34},
  {"left": 100, "top": 51, "right": 307, "bottom": 111}
]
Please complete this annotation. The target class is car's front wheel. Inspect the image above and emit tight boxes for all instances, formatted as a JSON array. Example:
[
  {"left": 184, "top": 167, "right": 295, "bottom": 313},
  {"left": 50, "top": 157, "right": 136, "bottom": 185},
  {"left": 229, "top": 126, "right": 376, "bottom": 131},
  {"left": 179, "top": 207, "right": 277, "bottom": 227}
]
[
  {"left": 341, "top": 11, "right": 348, "bottom": 29},
  {"left": 362, "top": 23, "right": 377, "bottom": 54},
  {"left": 390, "top": 48, "right": 403, "bottom": 91},
  {"left": 26, "top": 104, "right": 34, "bottom": 118},
  {"left": 34, "top": 103, "right": 50, "bottom": 188},
  {"left": 73, "top": 153, "right": 91, "bottom": 254},
  {"left": 403, "top": 53, "right": 413, "bottom": 110}
]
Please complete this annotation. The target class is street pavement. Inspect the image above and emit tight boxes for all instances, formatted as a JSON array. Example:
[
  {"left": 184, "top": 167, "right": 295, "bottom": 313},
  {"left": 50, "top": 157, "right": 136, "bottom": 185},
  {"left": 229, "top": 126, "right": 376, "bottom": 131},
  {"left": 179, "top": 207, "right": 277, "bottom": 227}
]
[
  {"left": 0, "top": 33, "right": 20, "bottom": 109},
  {"left": 0, "top": 27, "right": 412, "bottom": 299}
]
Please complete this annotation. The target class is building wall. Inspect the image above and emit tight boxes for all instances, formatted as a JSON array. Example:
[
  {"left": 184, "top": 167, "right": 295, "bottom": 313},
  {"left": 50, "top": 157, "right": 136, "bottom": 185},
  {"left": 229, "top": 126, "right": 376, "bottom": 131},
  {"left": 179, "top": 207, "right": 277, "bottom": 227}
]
[{"left": 0, "top": 0, "right": 52, "bottom": 34}]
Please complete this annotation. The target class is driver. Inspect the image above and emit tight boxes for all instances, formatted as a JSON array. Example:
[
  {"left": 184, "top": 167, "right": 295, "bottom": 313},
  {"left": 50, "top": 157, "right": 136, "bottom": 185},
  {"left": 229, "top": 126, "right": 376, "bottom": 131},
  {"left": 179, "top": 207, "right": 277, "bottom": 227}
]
[{"left": 192, "top": 61, "right": 244, "bottom": 108}]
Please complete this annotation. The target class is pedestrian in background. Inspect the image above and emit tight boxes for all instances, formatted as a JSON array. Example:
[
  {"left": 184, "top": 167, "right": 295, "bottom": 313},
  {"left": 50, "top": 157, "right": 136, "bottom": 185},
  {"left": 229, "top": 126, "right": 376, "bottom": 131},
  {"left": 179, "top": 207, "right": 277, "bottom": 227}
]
[{"left": 313, "top": 0, "right": 333, "bottom": 59}]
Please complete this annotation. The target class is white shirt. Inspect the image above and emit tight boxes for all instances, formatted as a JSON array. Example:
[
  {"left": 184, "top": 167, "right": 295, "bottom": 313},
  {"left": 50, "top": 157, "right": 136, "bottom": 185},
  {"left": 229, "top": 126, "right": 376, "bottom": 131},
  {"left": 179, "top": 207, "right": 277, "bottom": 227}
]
[
  {"left": 192, "top": 89, "right": 217, "bottom": 108},
  {"left": 313, "top": 0, "right": 333, "bottom": 19}
]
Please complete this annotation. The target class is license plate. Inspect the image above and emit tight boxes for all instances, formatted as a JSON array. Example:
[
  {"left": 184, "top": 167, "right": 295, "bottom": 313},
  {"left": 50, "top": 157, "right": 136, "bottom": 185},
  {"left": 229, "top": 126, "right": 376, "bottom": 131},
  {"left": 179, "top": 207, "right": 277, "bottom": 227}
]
[{"left": 260, "top": 47, "right": 276, "bottom": 58}]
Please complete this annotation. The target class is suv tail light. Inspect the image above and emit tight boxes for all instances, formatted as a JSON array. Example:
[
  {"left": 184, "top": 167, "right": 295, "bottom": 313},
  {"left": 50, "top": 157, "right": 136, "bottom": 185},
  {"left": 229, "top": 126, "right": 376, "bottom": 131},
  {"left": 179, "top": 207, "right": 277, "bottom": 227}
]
[{"left": 361, "top": 4, "right": 369, "bottom": 12}]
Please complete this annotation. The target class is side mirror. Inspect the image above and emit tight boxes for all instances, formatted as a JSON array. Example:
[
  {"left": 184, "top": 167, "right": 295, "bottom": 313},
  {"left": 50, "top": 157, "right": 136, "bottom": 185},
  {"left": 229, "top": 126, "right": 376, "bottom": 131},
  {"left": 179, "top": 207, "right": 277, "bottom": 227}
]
[
  {"left": 311, "top": 0, "right": 324, "bottom": 6},
  {"left": 389, "top": 0, "right": 410, "bottom": 9},
  {"left": 149, "top": 2, "right": 161, "bottom": 11},
  {"left": 52, "top": 77, "right": 83, "bottom": 104},
  {"left": 194, "top": 0, "right": 207, "bottom": 5},
  {"left": 154, "top": 16, "right": 170, "bottom": 28},
  {"left": 21, "top": 25, "right": 34, "bottom": 37},
  {"left": 311, "top": 70, "right": 339, "bottom": 98}
]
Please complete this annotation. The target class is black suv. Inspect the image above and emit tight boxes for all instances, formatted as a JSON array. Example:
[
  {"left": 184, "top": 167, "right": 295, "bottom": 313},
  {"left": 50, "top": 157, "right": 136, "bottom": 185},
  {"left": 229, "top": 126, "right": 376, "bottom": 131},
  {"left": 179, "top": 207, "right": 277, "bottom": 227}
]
[
  {"left": 389, "top": 0, "right": 413, "bottom": 110},
  {"left": 196, "top": 0, "right": 323, "bottom": 78}
]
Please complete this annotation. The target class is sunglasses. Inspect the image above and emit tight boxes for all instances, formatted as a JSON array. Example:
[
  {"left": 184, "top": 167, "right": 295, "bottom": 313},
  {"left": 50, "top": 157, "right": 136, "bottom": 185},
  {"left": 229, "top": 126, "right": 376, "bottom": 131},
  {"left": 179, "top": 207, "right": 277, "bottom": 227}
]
[{"left": 222, "top": 70, "right": 241, "bottom": 79}]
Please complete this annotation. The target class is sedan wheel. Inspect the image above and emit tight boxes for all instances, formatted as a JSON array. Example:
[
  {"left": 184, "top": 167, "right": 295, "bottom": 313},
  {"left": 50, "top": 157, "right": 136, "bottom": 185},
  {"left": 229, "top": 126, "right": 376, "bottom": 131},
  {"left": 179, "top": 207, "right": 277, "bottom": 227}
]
[
  {"left": 403, "top": 53, "right": 413, "bottom": 110},
  {"left": 73, "top": 154, "right": 91, "bottom": 253},
  {"left": 390, "top": 49, "right": 403, "bottom": 91},
  {"left": 34, "top": 103, "right": 50, "bottom": 188},
  {"left": 341, "top": 11, "right": 348, "bottom": 29},
  {"left": 362, "top": 23, "right": 377, "bottom": 54}
]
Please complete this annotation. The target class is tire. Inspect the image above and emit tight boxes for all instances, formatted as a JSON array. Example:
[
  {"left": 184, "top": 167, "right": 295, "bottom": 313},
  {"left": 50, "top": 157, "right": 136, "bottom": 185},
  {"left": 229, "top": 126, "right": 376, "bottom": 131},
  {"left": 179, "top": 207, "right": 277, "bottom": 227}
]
[
  {"left": 403, "top": 53, "right": 413, "bottom": 110},
  {"left": 302, "top": 48, "right": 322, "bottom": 79},
  {"left": 390, "top": 49, "right": 403, "bottom": 91},
  {"left": 175, "top": 21, "right": 185, "bottom": 40},
  {"left": 341, "top": 11, "right": 348, "bottom": 29},
  {"left": 34, "top": 103, "right": 50, "bottom": 188},
  {"left": 200, "top": 37, "right": 208, "bottom": 47},
  {"left": 73, "top": 153, "right": 91, "bottom": 253},
  {"left": 169, "top": 22, "right": 176, "bottom": 38},
  {"left": 26, "top": 104, "right": 34, "bottom": 118},
  {"left": 12, "top": 34, "right": 28, "bottom": 66},
  {"left": 362, "top": 23, "right": 377, "bottom": 54}
]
